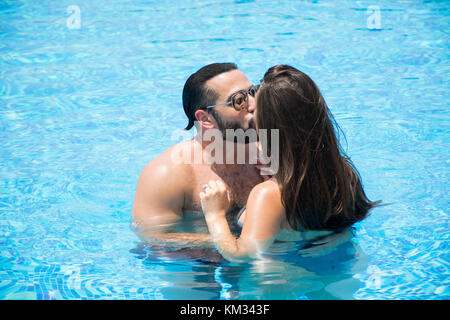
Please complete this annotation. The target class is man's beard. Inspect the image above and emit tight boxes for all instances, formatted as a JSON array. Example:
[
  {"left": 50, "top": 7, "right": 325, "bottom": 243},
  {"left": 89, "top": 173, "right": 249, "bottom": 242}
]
[{"left": 210, "top": 109, "right": 257, "bottom": 144}]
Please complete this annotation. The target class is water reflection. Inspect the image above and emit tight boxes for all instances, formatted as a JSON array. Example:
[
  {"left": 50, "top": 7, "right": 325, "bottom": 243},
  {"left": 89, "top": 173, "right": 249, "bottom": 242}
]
[{"left": 130, "top": 228, "right": 369, "bottom": 300}]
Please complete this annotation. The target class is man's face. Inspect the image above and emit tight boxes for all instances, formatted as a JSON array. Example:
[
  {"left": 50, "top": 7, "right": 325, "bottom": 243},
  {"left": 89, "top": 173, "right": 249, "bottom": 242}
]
[{"left": 205, "top": 69, "right": 256, "bottom": 135}]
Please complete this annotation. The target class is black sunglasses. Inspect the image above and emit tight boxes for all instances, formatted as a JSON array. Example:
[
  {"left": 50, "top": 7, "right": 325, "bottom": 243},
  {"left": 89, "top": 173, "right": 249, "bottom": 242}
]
[{"left": 202, "top": 84, "right": 260, "bottom": 111}]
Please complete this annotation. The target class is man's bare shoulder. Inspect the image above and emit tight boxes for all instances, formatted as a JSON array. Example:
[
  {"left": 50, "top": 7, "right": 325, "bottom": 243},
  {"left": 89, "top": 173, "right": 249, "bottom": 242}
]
[
  {"left": 132, "top": 140, "right": 196, "bottom": 220},
  {"left": 140, "top": 139, "right": 195, "bottom": 182}
]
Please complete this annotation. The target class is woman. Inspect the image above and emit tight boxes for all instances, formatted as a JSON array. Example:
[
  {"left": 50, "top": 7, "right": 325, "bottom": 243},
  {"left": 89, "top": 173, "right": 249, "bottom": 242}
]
[{"left": 200, "top": 65, "right": 381, "bottom": 263}]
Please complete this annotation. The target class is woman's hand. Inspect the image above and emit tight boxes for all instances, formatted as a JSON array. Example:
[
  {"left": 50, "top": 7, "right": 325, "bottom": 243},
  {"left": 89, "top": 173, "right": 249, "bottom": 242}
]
[{"left": 199, "top": 180, "right": 231, "bottom": 217}]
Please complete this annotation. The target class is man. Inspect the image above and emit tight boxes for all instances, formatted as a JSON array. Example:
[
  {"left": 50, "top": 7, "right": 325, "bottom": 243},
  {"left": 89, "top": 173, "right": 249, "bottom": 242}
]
[{"left": 132, "top": 63, "right": 264, "bottom": 247}]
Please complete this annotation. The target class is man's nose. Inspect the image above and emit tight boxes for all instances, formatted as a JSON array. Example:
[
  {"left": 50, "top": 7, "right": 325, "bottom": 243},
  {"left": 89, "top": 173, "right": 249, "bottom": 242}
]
[{"left": 246, "top": 95, "right": 256, "bottom": 113}]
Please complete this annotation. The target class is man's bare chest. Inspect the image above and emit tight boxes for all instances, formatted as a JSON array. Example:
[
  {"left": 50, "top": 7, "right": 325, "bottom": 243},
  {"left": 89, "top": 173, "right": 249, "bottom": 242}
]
[{"left": 184, "top": 164, "right": 263, "bottom": 212}]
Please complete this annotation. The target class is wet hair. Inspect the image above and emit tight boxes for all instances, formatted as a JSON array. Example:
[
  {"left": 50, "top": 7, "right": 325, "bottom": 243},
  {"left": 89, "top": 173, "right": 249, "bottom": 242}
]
[
  {"left": 182, "top": 62, "right": 238, "bottom": 130},
  {"left": 256, "top": 65, "right": 381, "bottom": 231}
]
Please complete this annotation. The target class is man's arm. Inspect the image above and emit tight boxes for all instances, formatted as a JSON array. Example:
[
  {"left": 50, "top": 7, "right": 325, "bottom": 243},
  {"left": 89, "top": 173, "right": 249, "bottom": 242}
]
[{"left": 132, "top": 153, "right": 214, "bottom": 248}]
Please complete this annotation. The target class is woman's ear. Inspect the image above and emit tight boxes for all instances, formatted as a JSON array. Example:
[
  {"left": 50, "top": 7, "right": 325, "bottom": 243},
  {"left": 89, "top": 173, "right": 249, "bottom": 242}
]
[{"left": 195, "top": 109, "right": 216, "bottom": 130}]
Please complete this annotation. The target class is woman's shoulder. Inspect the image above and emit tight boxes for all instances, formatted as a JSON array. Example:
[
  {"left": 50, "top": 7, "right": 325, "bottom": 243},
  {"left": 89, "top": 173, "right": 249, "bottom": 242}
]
[
  {"left": 250, "top": 179, "right": 280, "bottom": 196},
  {"left": 248, "top": 179, "right": 283, "bottom": 212}
]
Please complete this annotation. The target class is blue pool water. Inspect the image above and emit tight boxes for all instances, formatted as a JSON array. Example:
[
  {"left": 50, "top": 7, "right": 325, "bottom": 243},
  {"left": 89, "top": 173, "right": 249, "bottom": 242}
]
[{"left": 0, "top": 0, "right": 449, "bottom": 300}]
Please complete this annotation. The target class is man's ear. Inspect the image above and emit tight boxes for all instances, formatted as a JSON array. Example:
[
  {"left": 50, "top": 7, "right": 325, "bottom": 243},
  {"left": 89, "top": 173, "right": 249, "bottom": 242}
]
[{"left": 195, "top": 109, "right": 216, "bottom": 129}]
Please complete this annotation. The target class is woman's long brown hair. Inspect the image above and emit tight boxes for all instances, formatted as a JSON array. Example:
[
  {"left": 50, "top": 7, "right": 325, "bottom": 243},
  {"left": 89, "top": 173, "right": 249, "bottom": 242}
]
[{"left": 256, "top": 65, "right": 381, "bottom": 231}]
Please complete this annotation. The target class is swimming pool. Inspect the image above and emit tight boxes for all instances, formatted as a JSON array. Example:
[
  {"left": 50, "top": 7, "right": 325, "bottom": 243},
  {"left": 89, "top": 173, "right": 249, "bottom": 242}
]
[{"left": 0, "top": 0, "right": 448, "bottom": 300}]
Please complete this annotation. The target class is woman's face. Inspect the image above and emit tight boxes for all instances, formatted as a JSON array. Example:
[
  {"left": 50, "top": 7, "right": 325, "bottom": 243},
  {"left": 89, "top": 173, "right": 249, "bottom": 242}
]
[{"left": 253, "top": 88, "right": 261, "bottom": 132}]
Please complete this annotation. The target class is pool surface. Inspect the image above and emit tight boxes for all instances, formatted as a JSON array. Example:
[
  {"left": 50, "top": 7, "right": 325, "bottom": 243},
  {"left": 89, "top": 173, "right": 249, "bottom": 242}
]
[{"left": 0, "top": 0, "right": 449, "bottom": 300}]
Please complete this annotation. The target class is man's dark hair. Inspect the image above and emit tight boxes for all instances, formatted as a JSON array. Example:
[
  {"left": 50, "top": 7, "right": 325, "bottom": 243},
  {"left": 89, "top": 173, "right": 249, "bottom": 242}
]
[{"left": 182, "top": 62, "right": 238, "bottom": 130}]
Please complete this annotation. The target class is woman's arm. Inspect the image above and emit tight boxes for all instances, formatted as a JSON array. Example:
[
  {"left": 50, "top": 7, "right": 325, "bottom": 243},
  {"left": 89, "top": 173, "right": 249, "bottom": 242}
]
[{"left": 200, "top": 180, "right": 285, "bottom": 263}]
